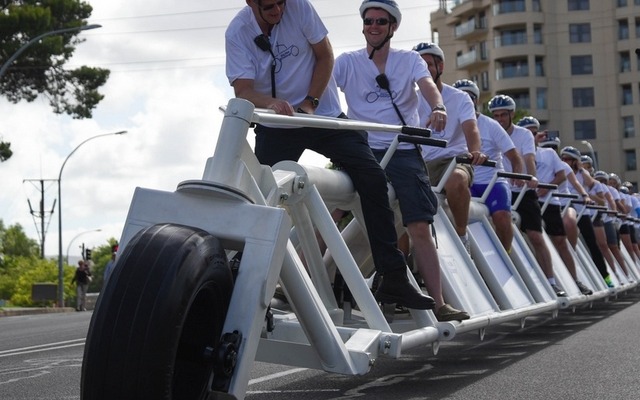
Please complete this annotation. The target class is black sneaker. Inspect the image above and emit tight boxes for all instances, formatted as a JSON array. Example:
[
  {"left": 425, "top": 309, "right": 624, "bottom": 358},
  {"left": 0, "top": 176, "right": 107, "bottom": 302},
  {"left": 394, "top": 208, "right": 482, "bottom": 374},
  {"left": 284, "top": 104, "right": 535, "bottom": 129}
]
[
  {"left": 375, "top": 268, "right": 436, "bottom": 309},
  {"left": 575, "top": 280, "right": 593, "bottom": 295},
  {"left": 551, "top": 283, "right": 567, "bottom": 297}
]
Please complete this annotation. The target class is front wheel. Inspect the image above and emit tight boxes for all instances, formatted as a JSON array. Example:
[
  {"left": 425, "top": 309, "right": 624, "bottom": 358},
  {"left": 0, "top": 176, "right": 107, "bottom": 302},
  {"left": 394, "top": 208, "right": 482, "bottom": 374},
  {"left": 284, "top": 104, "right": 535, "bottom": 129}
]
[{"left": 81, "top": 223, "right": 234, "bottom": 399}]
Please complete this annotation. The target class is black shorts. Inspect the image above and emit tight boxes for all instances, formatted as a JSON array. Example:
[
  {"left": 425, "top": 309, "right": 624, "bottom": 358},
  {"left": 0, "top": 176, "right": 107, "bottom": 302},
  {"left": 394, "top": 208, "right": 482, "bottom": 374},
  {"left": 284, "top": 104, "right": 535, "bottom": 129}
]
[
  {"left": 542, "top": 204, "right": 567, "bottom": 236},
  {"left": 512, "top": 190, "right": 542, "bottom": 232}
]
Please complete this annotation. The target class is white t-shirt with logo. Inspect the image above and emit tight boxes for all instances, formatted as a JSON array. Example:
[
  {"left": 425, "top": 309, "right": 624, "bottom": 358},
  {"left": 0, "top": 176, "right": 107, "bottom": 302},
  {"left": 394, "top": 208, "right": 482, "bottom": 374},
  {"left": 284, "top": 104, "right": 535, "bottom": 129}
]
[
  {"left": 225, "top": 0, "right": 342, "bottom": 119},
  {"left": 334, "top": 48, "right": 430, "bottom": 150},
  {"left": 418, "top": 84, "right": 476, "bottom": 160}
]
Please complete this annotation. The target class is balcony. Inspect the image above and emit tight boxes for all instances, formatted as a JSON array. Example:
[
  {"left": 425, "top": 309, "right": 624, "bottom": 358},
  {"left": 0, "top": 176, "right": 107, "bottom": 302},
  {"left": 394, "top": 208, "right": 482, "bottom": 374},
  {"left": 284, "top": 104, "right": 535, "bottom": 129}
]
[
  {"left": 454, "top": 18, "right": 488, "bottom": 41},
  {"left": 457, "top": 47, "right": 490, "bottom": 69}
]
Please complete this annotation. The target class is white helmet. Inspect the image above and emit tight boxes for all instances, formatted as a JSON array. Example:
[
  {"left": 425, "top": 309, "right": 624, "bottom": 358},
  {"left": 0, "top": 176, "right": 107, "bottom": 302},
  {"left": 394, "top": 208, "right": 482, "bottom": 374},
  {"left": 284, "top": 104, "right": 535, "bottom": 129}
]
[
  {"left": 452, "top": 79, "right": 479, "bottom": 99},
  {"left": 412, "top": 42, "right": 444, "bottom": 63},
  {"left": 360, "top": 0, "right": 402, "bottom": 27}
]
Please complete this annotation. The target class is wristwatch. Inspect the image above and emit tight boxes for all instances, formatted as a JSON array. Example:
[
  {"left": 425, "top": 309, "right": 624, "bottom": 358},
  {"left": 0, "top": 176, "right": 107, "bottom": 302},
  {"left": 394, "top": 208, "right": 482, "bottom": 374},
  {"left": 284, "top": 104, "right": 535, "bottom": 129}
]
[
  {"left": 305, "top": 95, "right": 320, "bottom": 109},
  {"left": 433, "top": 103, "right": 446, "bottom": 112}
]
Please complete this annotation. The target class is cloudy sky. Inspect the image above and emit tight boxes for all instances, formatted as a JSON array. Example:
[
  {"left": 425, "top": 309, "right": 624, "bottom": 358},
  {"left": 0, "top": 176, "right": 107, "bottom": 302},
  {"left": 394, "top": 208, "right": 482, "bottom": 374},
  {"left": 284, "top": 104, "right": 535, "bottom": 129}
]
[{"left": 0, "top": 0, "right": 444, "bottom": 257}]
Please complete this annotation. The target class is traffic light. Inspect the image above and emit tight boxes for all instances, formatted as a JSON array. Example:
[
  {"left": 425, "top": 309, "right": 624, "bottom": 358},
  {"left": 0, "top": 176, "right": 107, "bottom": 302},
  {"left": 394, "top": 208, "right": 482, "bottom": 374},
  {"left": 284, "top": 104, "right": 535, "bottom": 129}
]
[{"left": 85, "top": 248, "right": 92, "bottom": 261}]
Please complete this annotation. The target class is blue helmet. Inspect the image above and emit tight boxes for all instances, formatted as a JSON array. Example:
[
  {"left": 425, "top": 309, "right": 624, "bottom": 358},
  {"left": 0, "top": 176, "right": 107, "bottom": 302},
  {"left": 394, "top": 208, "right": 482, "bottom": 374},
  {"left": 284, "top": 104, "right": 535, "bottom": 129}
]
[
  {"left": 453, "top": 79, "right": 479, "bottom": 99},
  {"left": 561, "top": 146, "right": 581, "bottom": 160},
  {"left": 594, "top": 170, "right": 609, "bottom": 181},
  {"left": 539, "top": 136, "right": 561, "bottom": 149},
  {"left": 488, "top": 95, "right": 516, "bottom": 112},
  {"left": 517, "top": 116, "right": 540, "bottom": 129},
  {"left": 360, "top": 0, "right": 402, "bottom": 27},
  {"left": 580, "top": 155, "right": 593, "bottom": 165},
  {"left": 413, "top": 42, "right": 444, "bottom": 62}
]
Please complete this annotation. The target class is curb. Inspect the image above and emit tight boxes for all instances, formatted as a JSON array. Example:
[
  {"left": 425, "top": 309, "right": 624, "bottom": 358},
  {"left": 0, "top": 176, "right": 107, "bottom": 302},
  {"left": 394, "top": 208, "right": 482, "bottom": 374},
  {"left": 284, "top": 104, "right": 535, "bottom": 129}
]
[{"left": 0, "top": 307, "right": 77, "bottom": 317}]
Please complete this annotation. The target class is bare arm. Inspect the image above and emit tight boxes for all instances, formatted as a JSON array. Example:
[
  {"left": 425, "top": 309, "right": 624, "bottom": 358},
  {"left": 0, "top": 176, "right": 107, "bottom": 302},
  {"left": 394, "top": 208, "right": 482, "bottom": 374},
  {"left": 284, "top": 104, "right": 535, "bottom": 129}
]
[
  {"left": 232, "top": 78, "right": 295, "bottom": 115},
  {"left": 298, "top": 37, "right": 334, "bottom": 114},
  {"left": 417, "top": 76, "right": 446, "bottom": 132},
  {"left": 461, "top": 119, "right": 485, "bottom": 165},
  {"left": 505, "top": 148, "right": 524, "bottom": 174}
]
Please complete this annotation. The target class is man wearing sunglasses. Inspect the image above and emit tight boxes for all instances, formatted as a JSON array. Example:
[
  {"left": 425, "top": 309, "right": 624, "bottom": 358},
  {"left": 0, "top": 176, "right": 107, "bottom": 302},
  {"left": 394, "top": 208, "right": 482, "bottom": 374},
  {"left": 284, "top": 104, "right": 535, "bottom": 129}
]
[
  {"left": 333, "top": 0, "right": 470, "bottom": 322},
  {"left": 225, "top": 0, "right": 436, "bottom": 310}
]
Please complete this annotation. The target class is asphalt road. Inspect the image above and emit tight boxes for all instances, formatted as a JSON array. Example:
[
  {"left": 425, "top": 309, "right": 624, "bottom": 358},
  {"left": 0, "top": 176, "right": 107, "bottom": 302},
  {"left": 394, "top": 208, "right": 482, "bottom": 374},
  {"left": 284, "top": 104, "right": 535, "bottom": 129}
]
[{"left": 1, "top": 290, "right": 639, "bottom": 399}]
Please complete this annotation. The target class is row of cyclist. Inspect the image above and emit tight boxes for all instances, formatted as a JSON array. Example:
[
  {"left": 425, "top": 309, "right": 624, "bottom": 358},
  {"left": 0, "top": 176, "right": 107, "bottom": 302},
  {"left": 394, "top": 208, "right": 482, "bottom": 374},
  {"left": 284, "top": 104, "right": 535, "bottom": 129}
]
[{"left": 397, "top": 70, "right": 639, "bottom": 323}]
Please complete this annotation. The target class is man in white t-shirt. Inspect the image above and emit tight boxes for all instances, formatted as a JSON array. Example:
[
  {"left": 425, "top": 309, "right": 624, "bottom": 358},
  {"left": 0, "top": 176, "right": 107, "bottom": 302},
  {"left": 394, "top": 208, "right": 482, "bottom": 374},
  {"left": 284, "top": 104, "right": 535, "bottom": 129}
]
[
  {"left": 225, "top": 0, "right": 435, "bottom": 309},
  {"left": 531, "top": 132, "right": 593, "bottom": 295},
  {"left": 490, "top": 99, "right": 565, "bottom": 297},
  {"left": 453, "top": 79, "right": 524, "bottom": 252},
  {"left": 333, "top": 0, "right": 469, "bottom": 321},
  {"left": 414, "top": 43, "right": 487, "bottom": 253}
]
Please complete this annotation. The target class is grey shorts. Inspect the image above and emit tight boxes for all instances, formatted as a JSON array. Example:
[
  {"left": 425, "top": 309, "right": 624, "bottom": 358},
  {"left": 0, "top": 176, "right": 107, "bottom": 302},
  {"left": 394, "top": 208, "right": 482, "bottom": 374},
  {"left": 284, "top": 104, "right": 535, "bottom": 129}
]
[
  {"left": 373, "top": 149, "right": 438, "bottom": 225},
  {"left": 425, "top": 156, "right": 474, "bottom": 189}
]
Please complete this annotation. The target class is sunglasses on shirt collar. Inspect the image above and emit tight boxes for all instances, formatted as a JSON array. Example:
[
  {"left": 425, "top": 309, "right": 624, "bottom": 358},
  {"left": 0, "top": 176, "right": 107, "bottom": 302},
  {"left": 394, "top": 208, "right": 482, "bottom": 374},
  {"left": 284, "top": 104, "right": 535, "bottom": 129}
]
[
  {"left": 255, "top": 0, "right": 286, "bottom": 11},
  {"left": 363, "top": 17, "right": 390, "bottom": 26}
]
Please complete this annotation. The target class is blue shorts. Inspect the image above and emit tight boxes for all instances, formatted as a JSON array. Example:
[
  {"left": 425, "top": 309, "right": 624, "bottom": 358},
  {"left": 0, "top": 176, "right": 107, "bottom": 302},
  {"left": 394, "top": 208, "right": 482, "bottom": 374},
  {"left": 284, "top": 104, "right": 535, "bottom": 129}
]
[
  {"left": 373, "top": 148, "right": 438, "bottom": 225},
  {"left": 471, "top": 182, "right": 512, "bottom": 215}
]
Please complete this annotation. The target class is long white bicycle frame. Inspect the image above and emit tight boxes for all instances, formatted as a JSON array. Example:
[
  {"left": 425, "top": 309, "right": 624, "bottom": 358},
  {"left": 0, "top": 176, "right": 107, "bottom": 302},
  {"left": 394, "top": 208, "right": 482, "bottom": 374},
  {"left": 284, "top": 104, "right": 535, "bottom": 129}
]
[{"left": 115, "top": 98, "right": 638, "bottom": 400}]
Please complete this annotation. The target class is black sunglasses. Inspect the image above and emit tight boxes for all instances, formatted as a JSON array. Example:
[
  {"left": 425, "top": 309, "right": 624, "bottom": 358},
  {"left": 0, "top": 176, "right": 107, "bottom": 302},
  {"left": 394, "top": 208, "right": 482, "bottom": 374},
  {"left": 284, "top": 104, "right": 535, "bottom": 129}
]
[
  {"left": 256, "top": 0, "right": 286, "bottom": 11},
  {"left": 363, "top": 17, "right": 390, "bottom": 26}
]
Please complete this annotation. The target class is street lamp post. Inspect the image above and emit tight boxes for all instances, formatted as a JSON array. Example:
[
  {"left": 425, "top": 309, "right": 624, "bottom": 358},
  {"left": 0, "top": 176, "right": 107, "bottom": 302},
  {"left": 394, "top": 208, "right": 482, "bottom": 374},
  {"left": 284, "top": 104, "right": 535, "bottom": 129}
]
[
  {"left": 581, "top": 140, "right": 598, "bottom": 171},
  {"left": 66, "top": 228, "right": 102, "bottom": 264},
  {"left": 0, "top": 24, "right": 101, "bottom": 80},
  {"left": 57, "top": 131, "right": 127, "bottom": 307}
]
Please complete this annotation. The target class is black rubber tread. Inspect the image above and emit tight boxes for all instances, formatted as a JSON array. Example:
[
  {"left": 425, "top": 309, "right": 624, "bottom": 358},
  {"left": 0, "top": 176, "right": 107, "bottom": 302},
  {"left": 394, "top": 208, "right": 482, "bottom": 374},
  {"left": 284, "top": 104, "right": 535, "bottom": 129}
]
[{"left": 81, "top": 223, "right": 233, "bottom": 400}]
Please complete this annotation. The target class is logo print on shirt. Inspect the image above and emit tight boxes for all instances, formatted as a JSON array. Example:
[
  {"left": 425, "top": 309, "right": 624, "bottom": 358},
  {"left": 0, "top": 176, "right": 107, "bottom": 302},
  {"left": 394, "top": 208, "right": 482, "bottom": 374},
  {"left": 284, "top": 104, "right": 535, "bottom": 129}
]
[
  {"left": 273, "top": 42, "right": 300, "bottom": 73},
  {"left": 366, "top": 85, "right": 396, "bottom": 103}
]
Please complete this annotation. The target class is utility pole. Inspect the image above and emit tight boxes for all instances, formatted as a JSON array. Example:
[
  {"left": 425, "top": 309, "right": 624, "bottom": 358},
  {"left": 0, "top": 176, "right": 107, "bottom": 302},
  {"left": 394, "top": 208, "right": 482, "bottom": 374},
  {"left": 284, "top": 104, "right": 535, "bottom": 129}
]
[{"left": 24, "top": 179, "right": 57, "bottom": 258}]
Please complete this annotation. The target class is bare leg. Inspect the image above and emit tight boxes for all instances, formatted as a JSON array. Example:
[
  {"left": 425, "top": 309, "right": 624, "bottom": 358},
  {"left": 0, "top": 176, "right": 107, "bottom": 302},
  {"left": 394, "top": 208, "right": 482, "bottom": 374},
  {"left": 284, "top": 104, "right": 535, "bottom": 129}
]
[
  {"left": 526, "top": 229, "right": 554, "bottom": 278},
  {"left": 445, "top": 169, "right": 471, "bottom": 237},
  {"left": 550, "top": 235, "right": 577, "bottom": 280},
  {"left": 407, "top": 221, "right": 445, "bottom": 309},
  {"left": 491, "top": 210, "right": 513, "bottom": 252}
]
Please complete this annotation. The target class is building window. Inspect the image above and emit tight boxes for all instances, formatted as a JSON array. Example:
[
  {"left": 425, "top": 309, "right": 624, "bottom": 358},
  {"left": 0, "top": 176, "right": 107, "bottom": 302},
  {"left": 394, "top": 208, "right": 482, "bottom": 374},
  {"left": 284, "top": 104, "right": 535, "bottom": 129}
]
[
  {"left": 617, "top": 0, "right": 628, "bottom": 6},
  {"left": 571, "top": 55, "right": 593, "bottom": 75},
  {"left": 574, "top": 120, "right": 596, "bottom": 140},
  {"left": 495, "top": 28, "right": 527, "bottom": 47},
  {"left": 535, "top": 57, "right": 545, "bottom": 76},
  {"left": 619, "top": 19, "right": 630, "bottom": 40},
  {"left": 623, "top": 116, "right": 635, "bottom": 138},
  {"left": 496, "top": 59, "right": 529, "bottom": 79},
  {"left": 625, "top": 149, "right": 637, "bottom": 171},
  {"left": 570, "top": 23, "right": 591, "bottom": 43},
  {"left": 573, "top": 88, "right": 595, "bottom": 107},
  {"left": 532, "top": 0, "right": 541, "bottom": 11},
  {"left": 493, "top": 0, "right": 526, "bottom": 14},
  {"left": 481, "top": 71, "right": 489, "bottom": 91},
  {"left": 620, "top": 51, "right": 631, "bottom": 72},
  {"left": 622, "top": 84, "right": 633, "bottom": 105},
  {"left": 536, "top": 88, "right": 547, "bottom": 109},
  {"left": 534, "top": 24, "right": 543, "bottom": 44},
  {"left": 568, "top": 0, "right": 590, "bottom": 10},
  {"left": 509, "top": 92, "right": 530, "bottom": 109},
  {"left": 635, "top": 18, "right": 640, "bottom": 39}
]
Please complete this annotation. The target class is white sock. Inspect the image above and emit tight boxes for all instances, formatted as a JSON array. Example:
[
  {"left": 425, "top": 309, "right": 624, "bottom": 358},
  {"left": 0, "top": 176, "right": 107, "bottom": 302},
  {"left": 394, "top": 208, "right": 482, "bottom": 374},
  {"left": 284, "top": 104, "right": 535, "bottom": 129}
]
[{"left": 548, "top": 277, "right": 557, "bottom": 286}]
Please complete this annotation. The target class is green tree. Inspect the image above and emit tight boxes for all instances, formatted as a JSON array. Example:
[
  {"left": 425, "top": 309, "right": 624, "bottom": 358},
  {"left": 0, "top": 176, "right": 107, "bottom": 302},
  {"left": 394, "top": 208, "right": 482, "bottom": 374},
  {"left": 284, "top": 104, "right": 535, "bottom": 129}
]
[
  {"left": 0, "top": 222, "right": 39, "bottom": 258},
  {"left": 0, "top": 138, "right": 12, "bottom": 162},
  {"left": 0, "top": 1, "right": 110, "bottom": 119}
]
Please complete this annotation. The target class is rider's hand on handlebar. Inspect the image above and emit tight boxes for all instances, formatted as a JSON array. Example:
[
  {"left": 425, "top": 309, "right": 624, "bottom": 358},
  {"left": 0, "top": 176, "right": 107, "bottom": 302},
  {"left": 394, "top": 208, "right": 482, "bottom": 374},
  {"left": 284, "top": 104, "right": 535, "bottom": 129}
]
[{"left": 267, "top": 99, "right": 295, "bottom": 116}]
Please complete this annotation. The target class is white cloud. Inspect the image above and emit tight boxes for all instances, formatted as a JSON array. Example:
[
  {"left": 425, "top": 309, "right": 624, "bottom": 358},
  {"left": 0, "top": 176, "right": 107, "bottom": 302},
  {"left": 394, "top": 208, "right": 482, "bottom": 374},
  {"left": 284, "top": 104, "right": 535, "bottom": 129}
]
[{"left": 1, "top": 0, "right": 437, "bottom": 256}]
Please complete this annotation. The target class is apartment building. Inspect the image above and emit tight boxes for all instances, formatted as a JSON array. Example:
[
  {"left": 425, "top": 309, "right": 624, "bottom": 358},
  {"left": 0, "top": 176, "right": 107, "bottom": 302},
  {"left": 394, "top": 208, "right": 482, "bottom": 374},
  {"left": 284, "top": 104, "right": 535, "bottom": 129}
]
[{"left": 430, "top": 0, "right": 640, "bottom": 186}]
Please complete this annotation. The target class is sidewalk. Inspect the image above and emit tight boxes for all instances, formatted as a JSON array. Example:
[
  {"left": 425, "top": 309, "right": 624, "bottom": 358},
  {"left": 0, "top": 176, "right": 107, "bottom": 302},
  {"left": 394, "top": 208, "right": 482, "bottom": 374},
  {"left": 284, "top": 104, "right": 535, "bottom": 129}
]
[
  {"left": 0, "top": 293, "right": 99, "bottom": 317},
  {"left": 0, "top": 306, "right": 76, "bottom": 317}
]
